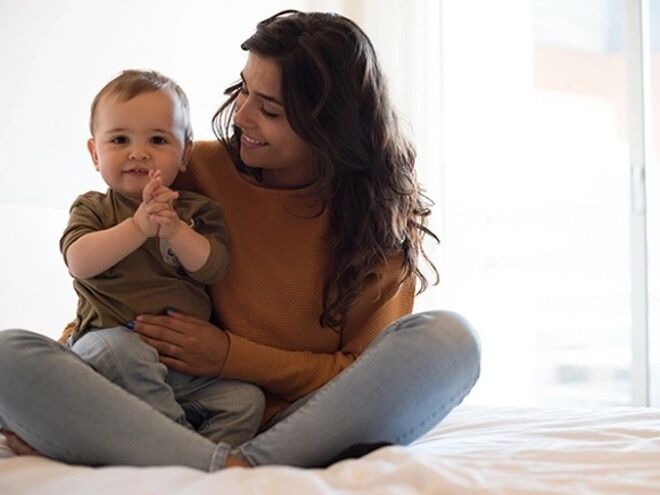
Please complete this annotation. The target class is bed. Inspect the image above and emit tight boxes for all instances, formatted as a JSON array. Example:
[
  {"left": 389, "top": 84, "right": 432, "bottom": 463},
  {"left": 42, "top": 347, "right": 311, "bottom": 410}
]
[{"left": 1, "top": 404, "right": 658, "bottom": 494}]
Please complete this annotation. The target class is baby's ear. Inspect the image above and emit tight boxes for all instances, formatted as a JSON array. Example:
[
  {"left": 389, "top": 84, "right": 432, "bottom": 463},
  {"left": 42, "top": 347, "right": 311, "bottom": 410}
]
[
  {"left": 180, "top": 140, "right": 193, "bottom": 171},
  {"left": 87, "top": 138, "right": 100, "bottom": 170}
]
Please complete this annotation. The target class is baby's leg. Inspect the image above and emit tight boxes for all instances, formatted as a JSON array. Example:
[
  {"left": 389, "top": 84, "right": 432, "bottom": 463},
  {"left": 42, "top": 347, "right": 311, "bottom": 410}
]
[
  {"left": 170, "top": 373, "right": 265, "bottom": 446},
  {"left": 71, "top": 327, "right": 191, "bottom": 428}
]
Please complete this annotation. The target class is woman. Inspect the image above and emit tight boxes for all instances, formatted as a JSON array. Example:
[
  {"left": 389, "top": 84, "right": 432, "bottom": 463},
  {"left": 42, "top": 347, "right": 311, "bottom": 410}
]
[{"left": 0, "top": 10, "right": 480, "bottom": 470}]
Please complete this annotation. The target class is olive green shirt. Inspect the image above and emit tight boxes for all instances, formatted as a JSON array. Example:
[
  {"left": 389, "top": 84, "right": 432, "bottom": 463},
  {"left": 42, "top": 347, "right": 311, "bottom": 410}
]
[{"left": 60, "top": 189, "right": 229, "bottom": 341}]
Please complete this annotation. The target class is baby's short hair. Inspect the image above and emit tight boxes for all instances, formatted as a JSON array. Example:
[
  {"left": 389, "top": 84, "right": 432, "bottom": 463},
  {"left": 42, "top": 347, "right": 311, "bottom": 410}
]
[{"left": 89, "top": 69, "right": 193, "bottom": 141}]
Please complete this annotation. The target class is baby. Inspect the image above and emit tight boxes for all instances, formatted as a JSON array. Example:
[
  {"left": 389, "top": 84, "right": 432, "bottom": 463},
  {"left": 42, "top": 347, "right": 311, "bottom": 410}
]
[{"left": 60, "top": 69, "right": 264, "bottom": 446}]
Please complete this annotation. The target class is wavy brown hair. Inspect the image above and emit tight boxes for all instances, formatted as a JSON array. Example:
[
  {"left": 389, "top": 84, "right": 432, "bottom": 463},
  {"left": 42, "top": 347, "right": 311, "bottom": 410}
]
[{"left": 213, "top": 10, "right": 438, "bottom": 329}]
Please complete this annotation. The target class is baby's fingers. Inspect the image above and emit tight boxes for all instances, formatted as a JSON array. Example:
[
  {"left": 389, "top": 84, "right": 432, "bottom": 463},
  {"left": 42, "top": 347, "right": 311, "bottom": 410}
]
[
  {"left": 142, "top": 176, "right": 161, "bottom": 202},
  {"left": 147, "top": 186, "right": 178, "bottom": 205}
]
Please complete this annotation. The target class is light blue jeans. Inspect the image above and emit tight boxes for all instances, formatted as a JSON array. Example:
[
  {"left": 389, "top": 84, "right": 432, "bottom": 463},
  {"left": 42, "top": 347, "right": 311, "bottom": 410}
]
[
  {"left": 0, "top": 311, "right": 480, "bottom": 471},
  {"left": 70, "top": 327, "right": 265, "bottom": 447}
]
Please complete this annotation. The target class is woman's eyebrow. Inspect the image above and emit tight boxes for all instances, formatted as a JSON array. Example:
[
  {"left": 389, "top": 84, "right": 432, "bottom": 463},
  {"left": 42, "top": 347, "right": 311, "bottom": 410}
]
[{"left": 240, "top": 72, "right": 284, "bottom": 107}]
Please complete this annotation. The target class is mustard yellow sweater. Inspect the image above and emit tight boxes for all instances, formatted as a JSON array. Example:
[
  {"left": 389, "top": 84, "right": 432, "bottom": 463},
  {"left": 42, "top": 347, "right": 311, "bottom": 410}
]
[{"left": 64, "top": 140, "right": 415, "bottom": 421}]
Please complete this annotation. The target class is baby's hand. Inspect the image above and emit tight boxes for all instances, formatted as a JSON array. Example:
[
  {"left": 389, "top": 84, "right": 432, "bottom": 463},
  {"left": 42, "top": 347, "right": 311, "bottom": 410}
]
[
  {"left": 143, "top": 170, "right": 181, "bottom": 239},
  {"left": 132, "top": 171, "right": 173, "bottom": 237},
  {"left": 133, "top": 203, "right": 158, "bottom": 237}
]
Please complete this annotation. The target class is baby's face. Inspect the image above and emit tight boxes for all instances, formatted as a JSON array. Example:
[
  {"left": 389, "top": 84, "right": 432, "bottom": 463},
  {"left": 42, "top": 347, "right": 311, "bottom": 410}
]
[{"left": 87, "top": 90, "right": 191, "bottom": 200}]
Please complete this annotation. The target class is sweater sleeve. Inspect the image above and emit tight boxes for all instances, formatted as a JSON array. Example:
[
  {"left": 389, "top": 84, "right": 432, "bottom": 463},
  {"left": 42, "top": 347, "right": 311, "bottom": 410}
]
[{"left": 220, "top": 259, "right": 415, "bottom": 401}]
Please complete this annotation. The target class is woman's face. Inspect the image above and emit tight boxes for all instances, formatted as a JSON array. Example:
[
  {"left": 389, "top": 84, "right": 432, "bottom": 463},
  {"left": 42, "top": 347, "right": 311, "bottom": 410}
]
[{"left": 233, "top": 52, "right": 316, "bottom": 189}]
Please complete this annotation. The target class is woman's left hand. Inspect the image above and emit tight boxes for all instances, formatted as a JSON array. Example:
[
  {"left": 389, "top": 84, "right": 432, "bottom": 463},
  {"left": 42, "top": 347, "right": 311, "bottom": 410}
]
[{"left": 131, "top": 310, "right": 229, "bottom": 377}]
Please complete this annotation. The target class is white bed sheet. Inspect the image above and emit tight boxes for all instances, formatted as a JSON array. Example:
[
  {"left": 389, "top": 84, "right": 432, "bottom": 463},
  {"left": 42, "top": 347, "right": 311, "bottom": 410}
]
[{"left": 1, "top": 405, "right": 659, "bottom": 495}]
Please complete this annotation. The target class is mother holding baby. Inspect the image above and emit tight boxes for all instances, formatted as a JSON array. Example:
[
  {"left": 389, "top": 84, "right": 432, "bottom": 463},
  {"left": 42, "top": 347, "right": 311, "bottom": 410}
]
[{"left": 0, "top": 9, "right": 480, "bottom": 470}]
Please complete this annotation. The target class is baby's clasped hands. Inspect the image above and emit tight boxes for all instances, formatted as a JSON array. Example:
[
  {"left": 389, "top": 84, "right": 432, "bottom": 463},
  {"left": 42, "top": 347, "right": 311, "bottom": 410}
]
[{"left": 133, "top": 170, "right": 181, "bottom": 239}]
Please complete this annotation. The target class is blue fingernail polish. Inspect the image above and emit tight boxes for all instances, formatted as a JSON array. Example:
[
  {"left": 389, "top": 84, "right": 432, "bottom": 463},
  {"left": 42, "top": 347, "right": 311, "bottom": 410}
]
[{"left": 126, "top": 321, "right": 135, "bottom": 330}]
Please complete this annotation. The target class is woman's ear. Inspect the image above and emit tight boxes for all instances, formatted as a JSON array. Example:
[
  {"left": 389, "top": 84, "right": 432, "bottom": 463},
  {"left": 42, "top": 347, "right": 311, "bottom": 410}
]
[
  {"left": 180, "top": 140, "right": 193, "bottom": 171},
  {"left": 87, "top": 138, "right": 100, "bottom": 171}
]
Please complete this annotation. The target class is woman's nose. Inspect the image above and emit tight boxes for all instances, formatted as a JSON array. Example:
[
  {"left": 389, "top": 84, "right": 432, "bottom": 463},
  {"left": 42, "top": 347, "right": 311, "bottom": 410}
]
[{"left": 233, "top": 99, "right": 254, "bottom": 128}]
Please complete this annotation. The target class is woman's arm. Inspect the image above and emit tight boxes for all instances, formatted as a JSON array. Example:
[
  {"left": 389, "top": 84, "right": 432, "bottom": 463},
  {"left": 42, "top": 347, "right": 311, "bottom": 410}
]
[
  {"left": 221, "top": 275, "right": 415, "bottom": 401},
  {"left": 131, "top": 272, "right": 415, "bottom": 402}
]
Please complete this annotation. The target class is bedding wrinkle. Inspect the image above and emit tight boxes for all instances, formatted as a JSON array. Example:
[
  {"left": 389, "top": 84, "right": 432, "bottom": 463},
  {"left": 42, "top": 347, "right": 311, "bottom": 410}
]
[{"left": 2, "top": 404, "right": 660, "bottom": 494}]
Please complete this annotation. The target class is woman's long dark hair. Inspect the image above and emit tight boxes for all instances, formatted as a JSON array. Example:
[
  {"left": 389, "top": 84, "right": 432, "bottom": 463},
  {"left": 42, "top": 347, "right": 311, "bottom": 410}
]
[{"left": 213, "top": 10, "right": 439, "bottom": 329}]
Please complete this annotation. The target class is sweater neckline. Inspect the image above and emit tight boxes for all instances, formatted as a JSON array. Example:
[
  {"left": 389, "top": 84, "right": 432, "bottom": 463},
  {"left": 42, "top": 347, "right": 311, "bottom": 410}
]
[
  {"left": 225, "top": 159, "right": 318, "bottom": 197},
  {"left": 222, "top": 155, "right": 326, "bottom": 219}
]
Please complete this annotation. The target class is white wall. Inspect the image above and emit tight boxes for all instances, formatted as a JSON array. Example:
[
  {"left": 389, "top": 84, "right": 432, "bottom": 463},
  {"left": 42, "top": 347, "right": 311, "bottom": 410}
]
[{"left": 0, "top": 0, "right": 442, "bottom": 338}]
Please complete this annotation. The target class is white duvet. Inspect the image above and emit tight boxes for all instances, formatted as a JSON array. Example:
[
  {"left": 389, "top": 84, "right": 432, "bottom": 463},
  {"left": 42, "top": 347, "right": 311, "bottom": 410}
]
[{"left": 1, "top": 405, "right": 659, "bottom": 494}]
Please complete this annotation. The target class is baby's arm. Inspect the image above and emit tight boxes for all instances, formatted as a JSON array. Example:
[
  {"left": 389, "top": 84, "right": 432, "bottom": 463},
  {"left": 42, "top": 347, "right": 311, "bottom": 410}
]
[
  {"left": 146, "top": 170, "right": 212, "bottom": 273},
  {"left": 162, "top": 222, "right": 212, "bottom": 273},
  {"left": 65, "top": 215, "right": 149, "bottom": 279},
  {"left": 65, "top": 175, "right": 164, "bottom": 279}
]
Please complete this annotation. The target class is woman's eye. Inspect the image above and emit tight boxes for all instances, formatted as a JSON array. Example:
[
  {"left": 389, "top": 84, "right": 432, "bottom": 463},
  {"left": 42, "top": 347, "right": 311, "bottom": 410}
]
[{"left": 260, "top": 108, "right": 278, "bottom": 119}]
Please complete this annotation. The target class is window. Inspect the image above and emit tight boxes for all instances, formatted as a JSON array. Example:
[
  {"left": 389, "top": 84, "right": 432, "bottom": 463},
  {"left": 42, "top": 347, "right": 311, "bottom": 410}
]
[{"left": 441, "top": 0, "right": 657, "bottom": 407}]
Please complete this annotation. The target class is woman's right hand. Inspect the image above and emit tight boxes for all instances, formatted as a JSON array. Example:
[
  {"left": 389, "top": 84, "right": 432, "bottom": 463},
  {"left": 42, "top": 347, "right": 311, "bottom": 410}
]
[
  {"left": 132, "top": 310, "right": 230, "bottom": 377},
  {"left": 1, "top": 429, "right": 45, "bottom": 457}
]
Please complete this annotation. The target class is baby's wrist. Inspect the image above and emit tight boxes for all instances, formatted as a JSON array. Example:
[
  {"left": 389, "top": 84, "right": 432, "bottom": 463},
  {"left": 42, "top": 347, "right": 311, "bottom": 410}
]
[
  {"left": 162, "top": 219, "right": 184, "bottom": 241},
  {"left": 131, "top": 214, "right": 151, "bottom": 238}
]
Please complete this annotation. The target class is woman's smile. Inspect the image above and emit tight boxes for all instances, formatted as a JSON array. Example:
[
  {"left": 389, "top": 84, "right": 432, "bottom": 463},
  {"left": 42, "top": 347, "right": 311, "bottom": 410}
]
[{"left": 241, "top": 133, "right": 268, "bottom": 148}]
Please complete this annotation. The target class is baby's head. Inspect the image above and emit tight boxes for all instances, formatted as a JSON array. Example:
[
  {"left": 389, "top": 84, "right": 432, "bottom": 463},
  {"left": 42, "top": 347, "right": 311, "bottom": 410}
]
[
  {"left": 88, "top": 70, "right": 193, "bottom": 199},
  {"left": 90, "top": 70, "right": 193, "bottom": 142}
]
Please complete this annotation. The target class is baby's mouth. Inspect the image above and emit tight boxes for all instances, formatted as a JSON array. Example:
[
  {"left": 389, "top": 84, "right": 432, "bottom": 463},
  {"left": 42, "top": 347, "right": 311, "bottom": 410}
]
[{"left": 124, "top": 167, "right": 150, "bottom": 175}]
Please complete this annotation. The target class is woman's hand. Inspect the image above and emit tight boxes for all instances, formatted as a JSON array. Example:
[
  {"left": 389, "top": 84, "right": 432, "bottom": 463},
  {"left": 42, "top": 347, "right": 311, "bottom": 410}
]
[
  {"left": 131, "top": 310, "right": 229, "bottom": 377},
  {"left": 1, "top": 429, "right": 45, "bottom": 457}
]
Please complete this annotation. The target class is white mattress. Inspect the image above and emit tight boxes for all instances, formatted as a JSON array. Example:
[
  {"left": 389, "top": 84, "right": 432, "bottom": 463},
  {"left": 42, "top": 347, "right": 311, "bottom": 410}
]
[{"left": 1, "top": 405, "right": 659, "bottom": 494}]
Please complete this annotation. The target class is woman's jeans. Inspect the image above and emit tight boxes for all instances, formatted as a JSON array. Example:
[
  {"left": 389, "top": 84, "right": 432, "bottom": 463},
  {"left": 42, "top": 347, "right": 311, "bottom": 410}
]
[
  {"left": 70, "top": 327, "right": 265, "bottom": 447},
  {"left": 0, "top": 311, "right": 480, "bottom": 471}
]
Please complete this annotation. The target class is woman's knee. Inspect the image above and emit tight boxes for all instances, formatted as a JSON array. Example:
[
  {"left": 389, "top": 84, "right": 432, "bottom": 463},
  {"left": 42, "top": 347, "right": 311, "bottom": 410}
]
[
  {"left": 390, "top": 310, "right": 481, "bottom": 373},
  {"left": 396, "top": 309, "right": 478, "bottom": 343},
  {"left": 428, "top": 310, "right": 480, "bottom": 351},
  {"left": 0, "top": 329, "right": 56, "bottom": 366},
  {"left": 0, "top": 330, "right": 64, "bottom": 386}
]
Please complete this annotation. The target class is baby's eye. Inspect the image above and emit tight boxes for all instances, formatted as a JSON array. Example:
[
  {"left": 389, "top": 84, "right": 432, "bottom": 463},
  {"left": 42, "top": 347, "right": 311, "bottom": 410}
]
[
  {"left": 150, "top": 136, "right": 168, "bottom": 145},
  {"left": 111, "top": 136, "right": 128, "bottom": 144}
]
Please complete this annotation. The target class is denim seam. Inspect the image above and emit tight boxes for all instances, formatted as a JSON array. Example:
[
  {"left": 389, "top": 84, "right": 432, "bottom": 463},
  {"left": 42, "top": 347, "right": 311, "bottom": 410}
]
[
  {"left": 90, "top": 328, "right": 136, "bottom": 391},
  {"left": 208, "top": 442, "right": 230, "bottom": 471}
]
